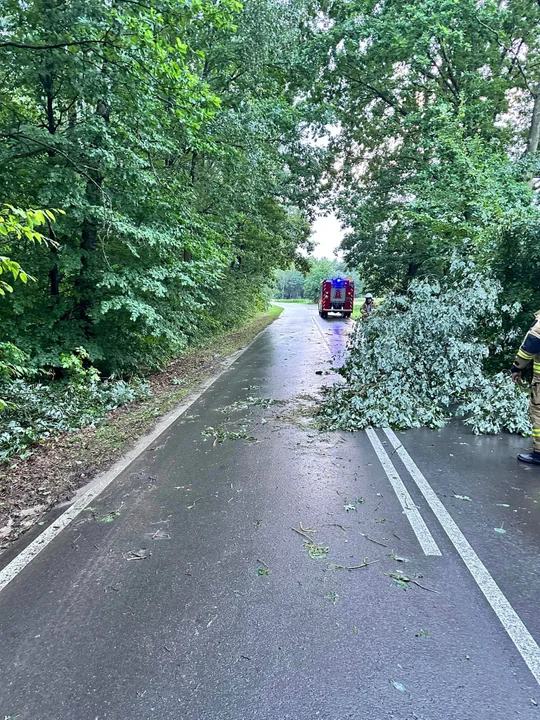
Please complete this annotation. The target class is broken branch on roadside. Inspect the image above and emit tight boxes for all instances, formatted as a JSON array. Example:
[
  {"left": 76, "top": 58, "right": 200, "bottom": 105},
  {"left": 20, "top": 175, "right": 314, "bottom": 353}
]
[
  {"left": 362, "top": 534, "right": 388, "bottom": 547},
  {"left": 328, "top": 523, "right": 348, "bottom": 532},
  {"left": 330, "top": 559, "right": 379, "bottom": 571},
  {"left": 387, "top": 572, "right": 439, "bottom": 593},
  {"left": 292, "top": 526, "right": 315, "bottom": 543}
]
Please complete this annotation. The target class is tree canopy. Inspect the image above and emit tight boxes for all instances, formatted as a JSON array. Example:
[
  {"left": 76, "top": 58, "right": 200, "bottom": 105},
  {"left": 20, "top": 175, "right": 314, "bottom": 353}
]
[
  {"left": 2, "top": 0, "right": 540, "bottom": 443},
  {"left": 315, "top": 0, "right": 540, "bottom": 321},
  {"left": 0, "top": 0, "right": 324, "bottom": 373},
  {"left": 274, "top": 258, "right": 361, "bottom": 301}
]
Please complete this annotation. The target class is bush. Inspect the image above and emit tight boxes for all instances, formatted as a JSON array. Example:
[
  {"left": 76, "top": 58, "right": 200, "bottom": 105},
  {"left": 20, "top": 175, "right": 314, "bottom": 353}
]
[
  {"left": 0, "top": 346, "right": 151, "bottom": 462},
  {"left": 320, "top": 269, "right": 531, "bottom": 435}
]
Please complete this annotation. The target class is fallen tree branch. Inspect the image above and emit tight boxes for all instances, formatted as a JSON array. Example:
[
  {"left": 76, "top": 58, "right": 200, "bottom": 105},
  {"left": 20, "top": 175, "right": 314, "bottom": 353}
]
[
  {"left": 292, "top": 526, "right": 315, "bottom": 543},
  {"left": 330, "top": 559, "right": 379, "bottom": 570},
  {"left": 362, "top": 534, "right": 388, "bottom": 548}
]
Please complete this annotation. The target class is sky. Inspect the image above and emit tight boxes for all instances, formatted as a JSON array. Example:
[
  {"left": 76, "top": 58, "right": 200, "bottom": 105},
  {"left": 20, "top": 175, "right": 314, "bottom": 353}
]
[{"left": 310, "top": 212, "right": 345, "bottom": 259}]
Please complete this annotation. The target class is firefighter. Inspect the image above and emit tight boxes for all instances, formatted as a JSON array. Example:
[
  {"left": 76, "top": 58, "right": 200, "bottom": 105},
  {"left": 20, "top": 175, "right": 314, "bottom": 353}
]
[
  {"left": 361, "top": 293, "right": 375, "bottom": 320},
  {"left": 511, "top": 310, "right": 540, "bottom": 465}
]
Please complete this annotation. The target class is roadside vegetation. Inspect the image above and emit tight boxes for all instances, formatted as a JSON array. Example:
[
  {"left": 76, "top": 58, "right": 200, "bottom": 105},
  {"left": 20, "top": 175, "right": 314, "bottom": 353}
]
[
  {"left": 0, "top": 0, "right": 321, "bottom": 462},
  {"left": 2, "top": 0, "right": 540, "bottom": 470},
  {"left": 274, "top": 258, "right": 362, "bottom": 302},
  {"left": 0, "top": 306, "right": 282, "bottom": 545},
  {"left": 316, "top": 0, "right": 540, "bottom": 432}
]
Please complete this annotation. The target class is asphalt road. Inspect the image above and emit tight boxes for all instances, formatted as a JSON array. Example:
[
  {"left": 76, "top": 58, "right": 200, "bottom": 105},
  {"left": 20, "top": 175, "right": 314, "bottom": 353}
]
[{"left": 1, "top": 303, "right": 540, "bottom": 720}]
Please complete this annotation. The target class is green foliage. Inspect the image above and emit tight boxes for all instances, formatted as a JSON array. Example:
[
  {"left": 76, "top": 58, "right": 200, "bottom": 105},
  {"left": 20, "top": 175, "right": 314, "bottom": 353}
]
[
  {"left": 0, "top": 0, "right": 330, "bottom": 462},
  {"left": 0, "top": 348, "right": 151, "bottom": 462},
  {"left": 274, "top": 268, "right": 306, "bottom": 299},
  {"left": 0, "top": 205, "right": 63, "bottom": 295},
  {"left": 0, "top": 0, "right": 323, "bottom": 374},
  {"left": 316, "top": 0, "right": 540, "bottom": 353},
  {"left": 274, "top": 257, "right": 362, "bottom": 301},
  {"left": 457, "top": 372, "right": 530, "bottom": 436},
  {"left": 0, "top": 343, "right": 29, "bottom": 380},
  {"left": 320, "top": 268, "right": 530, "bottom": 434}
]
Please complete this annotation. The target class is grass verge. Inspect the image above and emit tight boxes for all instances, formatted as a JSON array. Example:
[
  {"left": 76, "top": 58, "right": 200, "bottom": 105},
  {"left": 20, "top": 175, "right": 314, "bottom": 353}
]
[
  {"left": 0, "top": 306, "right": 283, "bottom": 549},
  {"left": 273, "top": 298, "right": 312, "bottom": 303}
]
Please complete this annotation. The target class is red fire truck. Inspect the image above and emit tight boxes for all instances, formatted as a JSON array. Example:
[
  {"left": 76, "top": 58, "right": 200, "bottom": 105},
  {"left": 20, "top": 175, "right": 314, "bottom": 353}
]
[{"left": 318, "top": 277, "right": 354, "bottom": 319}]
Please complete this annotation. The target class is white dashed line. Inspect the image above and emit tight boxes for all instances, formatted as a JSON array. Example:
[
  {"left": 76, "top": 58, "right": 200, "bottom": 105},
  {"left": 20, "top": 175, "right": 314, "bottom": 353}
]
[
  {"left": 366, "top": 428, "right": 442, "bottom": 556},
  {"left": 384, "top": 427, "right": 540, "bottom": 686}
]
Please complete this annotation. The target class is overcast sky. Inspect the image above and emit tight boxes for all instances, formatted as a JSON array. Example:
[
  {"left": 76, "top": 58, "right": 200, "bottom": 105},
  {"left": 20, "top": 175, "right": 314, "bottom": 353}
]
[{"left": 310, "top": 212, "right": 345, "bottom": 259}]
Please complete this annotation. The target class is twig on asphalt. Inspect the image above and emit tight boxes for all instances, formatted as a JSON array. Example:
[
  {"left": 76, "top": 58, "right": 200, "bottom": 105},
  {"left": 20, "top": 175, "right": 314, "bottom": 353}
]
[
  {"left": 292, "top": 526, "right": 315, "bottom": 543},
  {"left": 126, "top": 549, "right": 151, "bottom": 560},
  {"left": 330, "top": 559, "right": 379, "bottom": 571},
  {"left": 387, "top": 572, "right": 440, "bottom": 593},
  {"left": 328, "top": 523, "right": 348, "bottom": 532},
  {"left": 151, "top": 529, "right": 170, "bottom": 540},
  {"left": 187, "top": 497, "right": 203, "bottom": 510},
  {"left": 299, "top": 521, "right": 316, "bottom": 534},
  {"left": 257, "top": 558, "right": 270, "bottom": 570},
  {"left": 409, "top": 579, "right": 439, "bottom": 593},
  {"left": 362, "top": 534, "right": 388, "bottom": 548}
]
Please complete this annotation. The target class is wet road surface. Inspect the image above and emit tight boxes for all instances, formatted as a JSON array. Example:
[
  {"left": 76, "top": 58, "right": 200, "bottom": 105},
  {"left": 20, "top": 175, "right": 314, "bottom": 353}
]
[{"left": 1, "top": 303, "right": 540, "bottom": 719}]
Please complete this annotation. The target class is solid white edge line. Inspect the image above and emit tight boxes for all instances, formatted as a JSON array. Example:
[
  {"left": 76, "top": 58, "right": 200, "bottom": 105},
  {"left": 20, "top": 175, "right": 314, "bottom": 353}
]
[
  {"left": 383, "top": 427, "right": 540, "bottom": 686},
  {"left": 0, "top": 322, "right": 274, "bottom": 595},
  {"left": 365, "top": 428, "right": 442, "bottom": 556},
  {"left": 310, "top": 313, "right": 332, "bottom": 353}
]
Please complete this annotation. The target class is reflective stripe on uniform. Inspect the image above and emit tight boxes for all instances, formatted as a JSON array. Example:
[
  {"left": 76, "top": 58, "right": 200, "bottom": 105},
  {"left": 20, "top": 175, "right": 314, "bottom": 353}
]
[
  {"left": 518, "top": 348, "right": 535, "bottom": 360},
  {"left": 532, "top": 429, "right": 540, "bottom": 436},
  {"left": 534, "top": 362, "right": 540, "bottom": 374}
]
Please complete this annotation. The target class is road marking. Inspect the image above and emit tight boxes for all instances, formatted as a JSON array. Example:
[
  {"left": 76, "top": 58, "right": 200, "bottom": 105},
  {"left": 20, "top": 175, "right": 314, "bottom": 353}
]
[
  {"left": 0, "top": 327, "right": 271, "bottom": 596},
  {"left": 365, "top": 428, "right": 442, "bottom": 556},
  {"left": 312, "top": 317, "right": 439, "bottom": 556},
  {"left": 310, "top": 313, "right": 332, "bottom": 353},
  {"left": 383, "top": 427, "right": 540, "bottom": 686}
]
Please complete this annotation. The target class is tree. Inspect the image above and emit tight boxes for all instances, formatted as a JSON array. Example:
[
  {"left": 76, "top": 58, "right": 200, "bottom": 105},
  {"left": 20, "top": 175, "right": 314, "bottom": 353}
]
[
  {"left": 0, "top": 206, "right": 60, "bottom": 295},
  {"left": 315, "top": 0, "right": 540, "bottom": 305},
  {"left": 320, "top": 268, "right": 530, "bottom": 435},
  {"left": 274, "top": 268, "right": 306, "bottom": 299},
  {"left": 312, "top": 0, "right": 540, "bottom": 429},
  {"left": 0, "top": 0, "right": 325, "bottom": 372},
  {"left": 303, "top": 257, "right": 361, "bottom": 302}
]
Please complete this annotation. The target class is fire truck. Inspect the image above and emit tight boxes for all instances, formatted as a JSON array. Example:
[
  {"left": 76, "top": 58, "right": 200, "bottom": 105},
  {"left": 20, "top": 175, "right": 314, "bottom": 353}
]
[{"left": 318, "top": 277, "right": 354, "bottom": 319}]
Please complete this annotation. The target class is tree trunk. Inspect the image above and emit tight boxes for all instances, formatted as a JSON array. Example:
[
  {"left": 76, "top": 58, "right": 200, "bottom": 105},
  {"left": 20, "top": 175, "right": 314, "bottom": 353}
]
[
  {"left": 76, "top": 99, "right": 108, "bottom": 326},
  {"left": 47, "top": 221, "right": 60, "bottom": 296},
  {"left": 190, "top": 151, "right": 198, "bottom": 186},
  {"left": 38, "top": 72, "right": 56, "bottom": 137},
  {"left": 526, "top": 82, "right": 540, "bottom": 155},
  {"left": 50, "top": 260, "right": 60, "bottom": 296}
]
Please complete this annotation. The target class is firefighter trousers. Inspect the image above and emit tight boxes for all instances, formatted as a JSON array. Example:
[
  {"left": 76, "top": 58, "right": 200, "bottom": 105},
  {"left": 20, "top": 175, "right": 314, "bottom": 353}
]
[{"left": 530, "top": 379, "right": 540, "bottom": 452}]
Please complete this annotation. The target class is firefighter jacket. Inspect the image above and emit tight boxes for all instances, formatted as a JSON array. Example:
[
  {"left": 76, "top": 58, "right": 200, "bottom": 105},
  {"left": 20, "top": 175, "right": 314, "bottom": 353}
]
[
  {"left": 511, "top": 312, "right": 540, "bottom": 379},
  {"left": 361, "top": 301, "right": 375, "bottom": 319}
]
